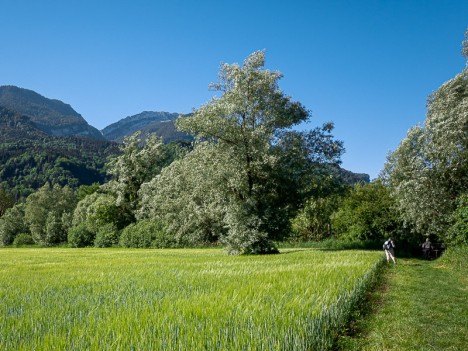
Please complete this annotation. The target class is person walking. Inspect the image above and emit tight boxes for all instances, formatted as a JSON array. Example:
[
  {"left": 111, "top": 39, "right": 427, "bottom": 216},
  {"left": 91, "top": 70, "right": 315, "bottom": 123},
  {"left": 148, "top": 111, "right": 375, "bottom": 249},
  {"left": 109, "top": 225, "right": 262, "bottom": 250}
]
[
  {"left": 422, "top": 238, "right": 433, "bottom": 260},
  {"left": 383, "top": 238, "right": 396, "bottom": 264}
]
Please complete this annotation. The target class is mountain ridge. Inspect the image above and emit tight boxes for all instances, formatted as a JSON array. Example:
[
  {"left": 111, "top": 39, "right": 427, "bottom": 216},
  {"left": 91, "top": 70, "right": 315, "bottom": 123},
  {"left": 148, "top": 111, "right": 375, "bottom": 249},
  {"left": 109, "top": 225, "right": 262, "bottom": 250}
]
[
  {"left": 101, "top": 110, "right": 190, "bottom": 142},
  {"left": 0, "top": 85, "right": 104, "bottom": 140}
]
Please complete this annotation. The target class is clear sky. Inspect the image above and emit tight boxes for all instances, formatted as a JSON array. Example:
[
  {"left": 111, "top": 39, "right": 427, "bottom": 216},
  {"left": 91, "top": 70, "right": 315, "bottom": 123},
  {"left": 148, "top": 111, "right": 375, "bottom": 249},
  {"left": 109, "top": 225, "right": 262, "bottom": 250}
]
[{"left": 1, "top": 0, "right": 467, "bottom": 179}]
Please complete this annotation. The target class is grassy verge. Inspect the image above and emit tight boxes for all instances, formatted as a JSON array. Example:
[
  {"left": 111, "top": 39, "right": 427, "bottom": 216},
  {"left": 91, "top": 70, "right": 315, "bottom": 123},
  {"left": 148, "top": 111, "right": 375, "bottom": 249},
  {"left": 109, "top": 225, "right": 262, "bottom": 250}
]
[
  {"left": 0, "top": 248, "right": 382, "bottom": 351},
  {"left": 339, "top": 246, "right": 468, "bottom": 350}
]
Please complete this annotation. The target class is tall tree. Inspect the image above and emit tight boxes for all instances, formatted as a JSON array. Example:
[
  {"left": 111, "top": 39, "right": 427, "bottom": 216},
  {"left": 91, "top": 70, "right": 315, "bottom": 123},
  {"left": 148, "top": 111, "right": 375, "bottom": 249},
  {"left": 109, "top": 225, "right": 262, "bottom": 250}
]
[
  {"left": 24, "top": 183, "right": 77, "bottom": 245},
  {"left": 105, "top": 132, "right": 173, "bottom": 224},
  {"left": 170, "top": 51, "right": 342, "bottom": 254},
  {"left": 382, "top": 32, "right": 468, "bottom": 242},
  {"left": 0, "top": 204, "right": 28, "bottom": 246}
]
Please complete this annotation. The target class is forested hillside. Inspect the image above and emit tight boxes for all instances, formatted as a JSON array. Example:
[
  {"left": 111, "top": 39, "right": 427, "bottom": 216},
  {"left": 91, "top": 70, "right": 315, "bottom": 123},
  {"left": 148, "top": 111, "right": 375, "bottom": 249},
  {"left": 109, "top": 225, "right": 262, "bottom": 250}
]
[{"left": 0, "top": 106, "right": 118, "bottom": 197}]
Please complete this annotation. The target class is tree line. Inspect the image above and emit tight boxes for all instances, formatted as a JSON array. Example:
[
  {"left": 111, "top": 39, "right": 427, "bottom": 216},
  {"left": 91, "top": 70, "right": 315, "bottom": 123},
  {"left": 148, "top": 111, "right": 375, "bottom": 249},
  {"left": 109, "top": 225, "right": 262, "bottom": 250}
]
[{"left": 1, "top": 41, "right": 466, "bottom": 253}]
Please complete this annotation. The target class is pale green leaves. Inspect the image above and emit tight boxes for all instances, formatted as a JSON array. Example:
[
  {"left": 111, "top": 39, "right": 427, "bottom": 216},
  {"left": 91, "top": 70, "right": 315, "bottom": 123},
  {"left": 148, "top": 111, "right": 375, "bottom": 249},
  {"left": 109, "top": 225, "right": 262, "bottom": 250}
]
[{"left": 383, "top": 66, "right": 468, "bottom": 241}]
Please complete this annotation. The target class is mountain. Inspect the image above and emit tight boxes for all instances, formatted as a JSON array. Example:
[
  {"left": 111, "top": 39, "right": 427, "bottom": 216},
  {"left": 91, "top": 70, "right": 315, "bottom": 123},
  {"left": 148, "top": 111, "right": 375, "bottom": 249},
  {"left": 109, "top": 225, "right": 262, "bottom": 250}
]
[
  {"left": 0, "top": 105, "right": 118, "bottom": 197},
  {"left": 0, "top": 105, "right": 49, "bottom": 142},
  {"left": 330, "top": 165, "right": 370, "bottom": 184},
  {"left": 0, "top": 85, "right": 104, "bottom": 140},
  {"left": 101, "top": 111, "right": 193, "bottom": 143}
]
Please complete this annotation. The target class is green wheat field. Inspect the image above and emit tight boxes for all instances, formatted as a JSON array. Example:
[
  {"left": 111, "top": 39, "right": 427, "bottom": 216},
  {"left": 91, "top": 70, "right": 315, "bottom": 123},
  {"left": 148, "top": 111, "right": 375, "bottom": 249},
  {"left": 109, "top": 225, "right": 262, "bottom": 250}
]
[{"left": 0, "top": 248, "right": 383, "bottom": 350}]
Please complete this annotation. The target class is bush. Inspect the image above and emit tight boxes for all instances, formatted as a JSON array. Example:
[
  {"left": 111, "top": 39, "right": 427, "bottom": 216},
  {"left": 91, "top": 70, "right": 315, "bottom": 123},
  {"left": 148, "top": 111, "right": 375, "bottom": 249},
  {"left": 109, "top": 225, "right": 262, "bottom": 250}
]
[
  {"left": 94, "top": 223, "right": 120, "bottom": 248},
  {"left": 68, "top": 223, "right": 95, "bottom": 248},
  {"left": 331, "top": 182, "right": 405, "bottom": 243},
  {"left": 0, "top": 204, "right": 28, "bottom": 246},
  {"left": 439, "top": 245, "right": 468, "bottom": 272},
  {"left": 445, "top": 194, "right": 468, "bottom": 246},
  {"left": 119, "top": 220, "right": 174, "bottom": 248},
  {"left": 13, "top": 233, "right": 35, "bottom": 247}
]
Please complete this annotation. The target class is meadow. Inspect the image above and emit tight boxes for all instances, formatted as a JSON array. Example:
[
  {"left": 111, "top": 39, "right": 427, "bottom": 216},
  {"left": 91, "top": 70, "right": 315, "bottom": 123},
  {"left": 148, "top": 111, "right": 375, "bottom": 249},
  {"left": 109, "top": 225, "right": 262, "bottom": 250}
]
[
  {"left": 339, "top": 246, "right": 468, "bottom": 350},
  {"left": 0, "top": 248, "right": 383, "bottom": 350}
]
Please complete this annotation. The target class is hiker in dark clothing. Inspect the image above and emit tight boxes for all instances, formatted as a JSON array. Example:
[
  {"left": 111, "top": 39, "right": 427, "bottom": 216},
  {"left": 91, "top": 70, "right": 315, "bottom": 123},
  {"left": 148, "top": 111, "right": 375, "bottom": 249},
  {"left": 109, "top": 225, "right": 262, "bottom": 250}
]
[{"left": 422, "top": 238, "right": 433, "bottom": 260}]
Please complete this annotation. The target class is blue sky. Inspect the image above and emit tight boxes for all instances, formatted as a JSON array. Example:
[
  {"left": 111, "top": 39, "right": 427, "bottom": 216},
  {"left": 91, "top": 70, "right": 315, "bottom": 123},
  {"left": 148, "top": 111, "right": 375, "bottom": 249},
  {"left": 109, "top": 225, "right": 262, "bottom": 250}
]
[{"left": 1, "top": 0, "right": 467, "bottom": 179}]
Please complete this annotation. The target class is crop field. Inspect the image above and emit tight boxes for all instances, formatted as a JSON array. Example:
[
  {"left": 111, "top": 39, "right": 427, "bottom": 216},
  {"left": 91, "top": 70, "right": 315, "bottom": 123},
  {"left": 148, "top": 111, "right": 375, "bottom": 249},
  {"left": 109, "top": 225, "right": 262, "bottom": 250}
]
[{"left": 0, "top": 248, "right": 383, "bottom": 350}]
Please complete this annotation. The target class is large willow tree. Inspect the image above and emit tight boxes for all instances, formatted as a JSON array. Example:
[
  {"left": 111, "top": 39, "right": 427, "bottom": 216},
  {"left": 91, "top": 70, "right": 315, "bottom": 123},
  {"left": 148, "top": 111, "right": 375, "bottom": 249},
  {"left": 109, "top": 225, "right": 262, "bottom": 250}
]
[
  {"left": 139, "top": 51, "right": 343, "bottom": 254},
  {"left": 383, "top": 30, "right": 468, "bottom": 243}
]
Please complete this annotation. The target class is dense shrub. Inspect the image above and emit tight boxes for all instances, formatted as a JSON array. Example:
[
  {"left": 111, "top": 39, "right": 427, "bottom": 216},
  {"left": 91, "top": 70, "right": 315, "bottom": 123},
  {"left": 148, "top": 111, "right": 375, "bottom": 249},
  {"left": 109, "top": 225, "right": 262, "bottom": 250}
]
[
  {"left": 68, "top": 223, "right": 95, "bottom": 248},
  {"left": 445, "top": 194, "right": 468, "bottom": 246},
  {"left": 13, "top": 233, "right": 35, "bottom": 247},
  {"left": 0, "top": 204, "right": 28, "bottom": 246},
  {"left": 73, "top": 192, "right": 125, "bottom": 233},
  {"left": 94, "top": 223, "right": 120, "bottom": 248},
  {"left": 119, "top": 220, "right": 174, "bottom": 248},
  {"left": 25, "top": 184, "right": 76, "bottom": 246},
  {"left": 332, "top": 182, "right": 404, "bottom": 242}
]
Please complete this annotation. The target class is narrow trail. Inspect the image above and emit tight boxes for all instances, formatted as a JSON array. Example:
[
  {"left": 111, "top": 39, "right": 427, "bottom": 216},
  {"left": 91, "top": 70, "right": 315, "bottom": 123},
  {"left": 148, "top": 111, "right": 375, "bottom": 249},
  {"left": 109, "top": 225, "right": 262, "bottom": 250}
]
[{"left": 339, "top": 258, "right": 468, "bottom": 351}]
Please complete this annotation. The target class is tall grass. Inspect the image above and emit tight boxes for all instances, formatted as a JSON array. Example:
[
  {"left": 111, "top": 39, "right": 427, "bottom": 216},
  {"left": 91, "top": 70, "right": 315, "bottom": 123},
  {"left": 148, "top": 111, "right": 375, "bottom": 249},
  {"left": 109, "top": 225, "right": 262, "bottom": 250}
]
[
  {"left": 339, "top": 246, "right": 468, "bottom": 350},
  {"left": 0, "top": 248, "right": 383, "bottom": 350}
]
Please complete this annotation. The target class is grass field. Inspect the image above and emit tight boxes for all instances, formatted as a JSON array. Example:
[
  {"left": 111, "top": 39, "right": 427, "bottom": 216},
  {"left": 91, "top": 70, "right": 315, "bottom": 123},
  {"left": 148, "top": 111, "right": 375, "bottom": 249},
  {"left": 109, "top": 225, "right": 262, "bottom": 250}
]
[
  {"left": 339, "top": 246, "right": 468, "bottom": 351},
  {"left": 0, "top": 248, "right": 383, "bottom": 350}
]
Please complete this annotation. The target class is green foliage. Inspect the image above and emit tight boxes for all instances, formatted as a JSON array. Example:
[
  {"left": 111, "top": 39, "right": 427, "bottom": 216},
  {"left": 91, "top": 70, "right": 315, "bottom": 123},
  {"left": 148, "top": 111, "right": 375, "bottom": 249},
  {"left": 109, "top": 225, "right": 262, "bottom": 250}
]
[
  {"left": 67, "top": 223, "right": 95, "bottom": 248},
  {"left": 221, "top": 200, "right": 279, "bottom": 255},
  {"left": 76, "top": 182, "right": 100, "bottom": 201},
  {"left": 439, "top": 244, "right": 468, "bottom": 271},
  {"left": 0, "top": 134, "right": 117, "bottom": 199},
  {"left": 105, "top": 132, "right": 176, "bottom": 224},
  {"left": 94, "top": 223, "right": 120, "bottom": 247},
  {"left": 0, "top": 186, "right": 15, "bottom": 217},
  {"left": 291, "top": 196, "right": 338, "bottom": 241},
  {"left": 445, "top": 194, "right": 468, "bottom": 246},
  {"left": 138, "top": 143, "right": 227, "bottom": 246},
  {"left": 72, "top": 192, "right": 124, "bottom": 232},
  {"left": 170, "top": 51, "right": 342, "bottom": 254},
  {"left": 332, "top": 182, "right": 404, "bottom": 242},
  {"left": 0, "top": 103, "right": 117, "bottom": 198},
  {"left": 24, "top": 183, "right": 77, "bottom": 246},
  {"left": 383, "top": 65, "right": 468, "bottom": 240},
  {"left": 12, "top": 233, "right": 35, "bottom": 247},
  {"left": 0, "top": 204, "right": 28, "bottom": 246},
  {"left": 463, "top": 27, "right": 468, "bottom": 59},
  {"left": 119, "top": 219, "right": 174, "bottom": 248},
  {"left": 290, "top": 164, "right": 353, "bottom": 242}
]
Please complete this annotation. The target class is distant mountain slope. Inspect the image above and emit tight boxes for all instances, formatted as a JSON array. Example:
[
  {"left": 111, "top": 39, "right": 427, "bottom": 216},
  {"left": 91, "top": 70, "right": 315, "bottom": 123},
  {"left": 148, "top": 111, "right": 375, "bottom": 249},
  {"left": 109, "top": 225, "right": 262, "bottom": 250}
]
[
  {"left": 0, "top": 106, "right": 118, "bottom": 197},
  {"left": 330, "top": 165, "right": 370, "bottom": 184},
  {"left": 0, "top": 105, "right": 49, "bottom": 142},
  {"left": 101, "top": 111, "right": 192, "bottom": 143},
  {"left": 0, "top": 85, "right": 104, "bottom": 140}
]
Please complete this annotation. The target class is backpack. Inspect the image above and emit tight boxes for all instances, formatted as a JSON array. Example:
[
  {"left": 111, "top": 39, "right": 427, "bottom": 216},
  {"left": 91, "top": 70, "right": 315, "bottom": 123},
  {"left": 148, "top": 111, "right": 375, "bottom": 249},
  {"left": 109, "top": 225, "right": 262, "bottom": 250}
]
[{"left": 383, "top": 240, "right": 392, "bottom": 250}]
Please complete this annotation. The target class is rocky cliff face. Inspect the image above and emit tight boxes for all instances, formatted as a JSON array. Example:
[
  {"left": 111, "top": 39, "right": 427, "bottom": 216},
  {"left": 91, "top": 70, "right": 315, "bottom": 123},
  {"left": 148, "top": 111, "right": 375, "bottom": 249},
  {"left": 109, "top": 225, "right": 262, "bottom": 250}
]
[
  {"left": 101, "top": 111, "right": 192, "bottom": 143},
  {"left": 0, "top": 85, "right": 104, "bottom": 140}
]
